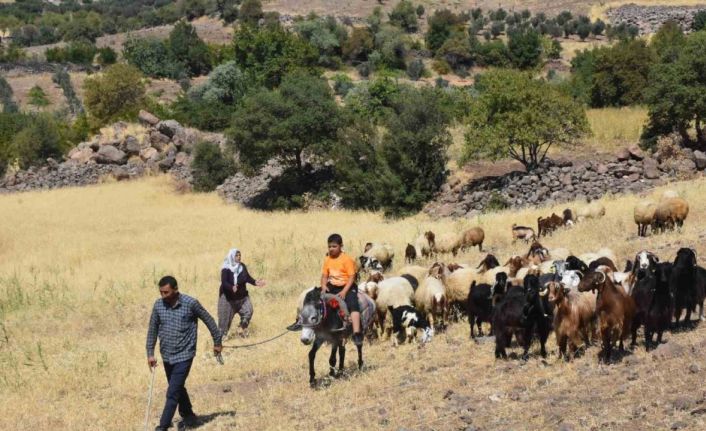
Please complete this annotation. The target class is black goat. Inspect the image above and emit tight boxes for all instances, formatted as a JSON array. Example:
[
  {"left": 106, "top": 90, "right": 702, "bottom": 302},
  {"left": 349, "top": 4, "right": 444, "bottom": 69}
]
[
  {"left": 566, "top": 256, "right": 589, "bottom": 274},
  {"left": 671, "top": 248, "right": 706, "bottom": 328},
  {"left": 467, "top": 272, "right": 508, "bottom": 339},
  {"left": 645, "top": 263, "right": 674, "bottom": 349}
]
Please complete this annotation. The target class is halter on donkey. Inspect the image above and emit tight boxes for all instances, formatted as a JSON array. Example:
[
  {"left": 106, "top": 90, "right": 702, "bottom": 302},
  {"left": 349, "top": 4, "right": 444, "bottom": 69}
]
[{"left": 298, "top": 287, "right": 375, "bottom": 387}]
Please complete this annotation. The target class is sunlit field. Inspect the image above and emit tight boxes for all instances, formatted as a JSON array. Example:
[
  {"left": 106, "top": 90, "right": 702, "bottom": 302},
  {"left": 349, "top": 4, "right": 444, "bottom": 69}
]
[
  {"left": 2, "top": 176, "right": 706, "bottom": 430},
  {"left": 583, "top": 106, "right": 649, "bottom": 153}
]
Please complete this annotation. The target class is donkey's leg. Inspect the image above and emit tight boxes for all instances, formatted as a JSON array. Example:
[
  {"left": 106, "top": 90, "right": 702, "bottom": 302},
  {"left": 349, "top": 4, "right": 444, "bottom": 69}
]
[
  {"left": 328, "top": 344, "right": 338, "bottom": 377},
  {"left": 356, "top": 342, "right": 363, "bottom": 370},
  {"left": 338, "top": 343, "right": 346, "bottom": 375},
  {"left": 308, "top": 339, "right": 323, "bottom": 386}
]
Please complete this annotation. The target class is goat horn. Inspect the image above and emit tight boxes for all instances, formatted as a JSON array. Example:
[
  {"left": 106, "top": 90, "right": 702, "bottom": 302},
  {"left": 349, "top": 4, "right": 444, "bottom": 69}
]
[{"left": 596, "top": 271, "right": 606, "bottom": 284}]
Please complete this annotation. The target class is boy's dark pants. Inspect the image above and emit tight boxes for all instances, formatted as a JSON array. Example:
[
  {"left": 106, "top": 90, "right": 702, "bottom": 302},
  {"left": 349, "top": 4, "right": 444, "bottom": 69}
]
[{"left": 159, "top": 358, "right": 194, "bottom": 428}]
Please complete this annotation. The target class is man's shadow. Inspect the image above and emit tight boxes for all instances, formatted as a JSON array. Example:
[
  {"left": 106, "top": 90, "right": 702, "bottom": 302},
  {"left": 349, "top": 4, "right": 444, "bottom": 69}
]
[{"left": 179, "top": 411, "right": 236, "bottom": 429}]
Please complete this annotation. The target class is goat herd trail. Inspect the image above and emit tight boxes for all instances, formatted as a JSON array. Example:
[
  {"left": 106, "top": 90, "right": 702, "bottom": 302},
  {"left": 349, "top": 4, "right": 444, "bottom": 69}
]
[{"left": 1, "top": 176, "right": 706, "bottom": 430}]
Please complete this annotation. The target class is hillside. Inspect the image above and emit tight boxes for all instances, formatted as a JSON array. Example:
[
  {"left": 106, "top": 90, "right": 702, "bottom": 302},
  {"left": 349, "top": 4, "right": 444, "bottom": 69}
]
[{"left": 2, "top": 176, "right": 706, "bottom": 430}]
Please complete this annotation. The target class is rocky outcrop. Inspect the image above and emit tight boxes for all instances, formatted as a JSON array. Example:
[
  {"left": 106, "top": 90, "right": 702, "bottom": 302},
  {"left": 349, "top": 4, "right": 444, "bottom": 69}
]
[
  {"left": 606, "top": 5, "right": 706, "bottom": 34},
  {"left": 216, "top": 160, "right": 285, "bottom": 207},
  {"left": 424, "top": 149, "right": 703, "bottom": 218},
  {"left": 1, "top": 112, "right": 223, "bottom": 193}
]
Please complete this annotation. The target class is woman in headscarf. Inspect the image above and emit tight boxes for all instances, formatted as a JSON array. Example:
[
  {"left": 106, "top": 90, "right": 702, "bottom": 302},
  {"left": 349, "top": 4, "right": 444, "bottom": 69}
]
[{"left": 218, "top": 248, "right": 266, "bottom": 338}]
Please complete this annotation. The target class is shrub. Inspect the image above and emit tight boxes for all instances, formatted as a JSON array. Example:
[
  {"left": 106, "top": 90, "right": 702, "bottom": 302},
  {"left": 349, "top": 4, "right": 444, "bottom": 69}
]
[
  {"left": 490, "top": 21, "right": 504, "bottom": 38},
  {"left": 416, "top": 5, "right": 425, "bottom": 17},
  {"left": 343, "top": 27, "right": 374, "bottom": 62},
  {"left": 0, "top": 76, "right": 18, "bottom": 113},
  {"left": 123, "top": 37, "right": 184, "bottom": 79},
  {"left": 426, "top": 9, "right": 465, "bottom": 52},
  {"left": 239, "top": 0, "right": 264, "bottom": 26},
  {"left": 332, "top": 74, "right": 354, "bottom": 96},
  {"left": 406, "top": 58, "right": 425, "bottom": 80},
  {"left": 592, "top": 19, "right": 606, "bottom": 36},
  {"left": 577, "top": 23, "right": 591, "bottom": 40},
  {"left": 52, "top": 69, "right": 84, "bottom": 116},
  {"left": 191, "top": 141, "right": 236, "bottom": 192},
  {"left": 28, "top": 86, "right": 50, "bottom": 107},
  {"left": 97, "top": 47, "right": 117, "bottom": 66},
  {"left": 83, "top": 63, "right": 146, "bottom": 125},
  {"left": 507, "top": 26, "right": 542, "bottom": 69},
  {"left": 168, "top": 20, "right": 212, "bottom": 76},
  {"left": 11, "top": 114, "right": 68, "bottom": 169},
  {"left": 389, "top": 0, "right": 418, "bottom": 33},
  {"left": 432, "top": 58, "right": 451, "bottom": 74},
  {"left": 692, "top": 10, "right": 706, "bottom": 31},
  {"left": 46, "top": 40, "right": 97, "bottom": 64},
  {"left": 187, "top": 61, "right": 249, "bottom": 105}
]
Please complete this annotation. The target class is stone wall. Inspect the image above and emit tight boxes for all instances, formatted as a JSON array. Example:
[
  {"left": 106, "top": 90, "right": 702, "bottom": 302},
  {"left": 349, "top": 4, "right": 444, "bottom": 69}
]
[
  {"left": 606, "top": 4, "right": 706, "bottom": 34},
  {"left": 424, "top": 147, "right": 706, "bottom": 218}
]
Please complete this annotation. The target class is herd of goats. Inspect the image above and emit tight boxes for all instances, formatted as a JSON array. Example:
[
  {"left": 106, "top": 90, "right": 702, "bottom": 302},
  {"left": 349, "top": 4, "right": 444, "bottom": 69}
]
[{"left": 295, "top": 190, "right": 698, "bottom": 384}]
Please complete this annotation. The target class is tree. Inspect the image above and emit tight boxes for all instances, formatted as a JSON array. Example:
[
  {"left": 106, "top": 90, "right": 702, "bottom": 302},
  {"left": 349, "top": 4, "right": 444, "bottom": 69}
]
[
  {"left": 590, "top": 39, "right": 655, "bottom": 107},
  {"left": 692, "top": 10, "right": 706, "bottom": 32},
  {"left": 168, "top": 20, "right": 211, "bottom": 76},
  {"left": 406, "top": 58, "right": 425, "bottom": 80},
  {"left": 463, "top": 69, "right": 589, "bottom": 171},
  {"left": 577, "top": 23, "right": 591, "bottom": 41},
  {"left": 123, "top": 37, "right": 184, "bottom": 79},
  {"left": 426, "top": 9, "right": 464, "bottom": 52},
  {"left": 191, "top": 141, "right": 236, "bottom": 192},
  {"left": 592, "top": 19, "right": 606, "bottom": 37},
  {"left": 0, "top": 76, "right": 18, "bottom": 113},
  {"left": 97, "top": 47, "right": 117, "bottom": 66},
  {"left": 188, "top": 61, "right": 249, "bottom": 105},
  {"left": 228, "top": 73, "right": 340, "bottom": 177},
  {"left": 643, "top": 31, "right": 706, "bottom": 147},
  {"left": 373, "top": 24, "right": 408, "bottom": 70},
  {"left": 651, "top": 20, "right": 685, "bottom": 62},
  {"left": 233, "top": 23, "right": 319, "bottom": 88},
  {"left": 436, "top": 33, "right": 473, "bottom": 72},
  {"left": 11, "top": 114, "right": 67, "bottom": 169},
  {"left": 389, "top": 0, "right": 418, "bottom": 32},
  {"left": 343, "top": 27, "right": 374, "bottom": 62},
  {"left": 507, "top": 26, "right": 542, "bottom": 69},
  {"left": 52, "top": 69, "right": 83, "bottom": 116},
  {"left": 83, "top": 64, "right": 146, "bottom": 125},
  {"left": 239, "top": 0, "right": 264, "bottom": 26},
  {"left": 490, "top": 21, "right": 505, "bottom": 38},
  {"left": 294, "top": 14, "right": 348, "bottom": 67}
]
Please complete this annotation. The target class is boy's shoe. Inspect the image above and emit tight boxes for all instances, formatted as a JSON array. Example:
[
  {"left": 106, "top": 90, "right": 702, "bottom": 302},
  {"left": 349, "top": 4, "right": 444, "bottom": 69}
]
[{"left": 352, "top": 332, "right": 364, "bottom": 346}]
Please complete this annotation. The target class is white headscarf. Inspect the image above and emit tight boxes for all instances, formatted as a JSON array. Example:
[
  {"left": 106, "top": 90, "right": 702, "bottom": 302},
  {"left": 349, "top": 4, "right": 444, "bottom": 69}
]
[{"left": 222, "top": 248, "right": 243, "bottom": 276}]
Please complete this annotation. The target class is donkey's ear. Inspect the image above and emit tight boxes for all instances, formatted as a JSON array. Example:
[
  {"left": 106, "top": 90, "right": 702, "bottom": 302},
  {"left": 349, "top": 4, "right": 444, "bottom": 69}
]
[{"left": 313, "top": 286, "right": 322, "bottom": 292}]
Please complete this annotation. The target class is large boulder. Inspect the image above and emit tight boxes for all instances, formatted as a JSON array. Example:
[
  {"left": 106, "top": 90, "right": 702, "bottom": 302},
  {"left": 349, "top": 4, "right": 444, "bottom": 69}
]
[
  {"left": 68, "top": 147, "right": 94, "bottom": 164},
  {"left": 149, "top": 131, "right": 170, "bottom": 151},
  {"left": 156, "top": 120, "right": 183, "bottom": 139},
  {"left": 138, "top": 110, "right": 160, "bottom": 126},
  {"left": 139, "top": 147, "right": 159, "bottom": 162},
  {"left": 616, "top": 148, "right": 631, "bottom": 162},
  {"left": 628, "top": 144, "right": 645, "bottom": 161},
  {"left": 96, "top": 145, "right": 127, "bottom": 165},
  {"left": 122, "top": 136, "right": 141, "bottom": 155},
  {"left": 642, "top": 157, "right": 660, "bottom": 179},
  {"left": 694, "top": 150, "right": 706, "bottom": 170}
]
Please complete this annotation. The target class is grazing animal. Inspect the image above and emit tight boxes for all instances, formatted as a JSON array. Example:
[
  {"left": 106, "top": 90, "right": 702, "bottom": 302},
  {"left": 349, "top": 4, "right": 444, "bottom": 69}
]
[
  {"left": 460, "top": 227, "right": 485, "bottom": 252},
  {"left": 526, "top": 241, "right": 550, "bottom": 265},
  {"left": 359, "top": 243, "right": 395, "bottom": 272},
  {"left": 414, "top": 263, "right": 449, "bottom": 330},
  {"left": 537, "top": 213, "right": 564, "bottom": 237},
  {"left": 588, "top": 257, "right": 618, "bottom": 272},
  {"left": 476, "top": 254, "right": 501, "bottom": 272},
  {"left": 485, "top": 255, "right": 525, "bottom": 284},
  {"left": 547, "top": 281, "right": 597, "bottom": 360},
  {"left": 467, "top": 272, "right": 508, "bottom": 338},
  {"left": 578, "top": 269, "right": 635, "bottom": 363},
  {"left": 404, "top": 244, "right": 416, "bottom": 264},
  {"left": 661, "top": 190, "right": 679, "bottom": 201},
  {"left": 299, "top": 287, "right": 375, "bottom": 386},
  {"left": 632, "top": 261, "right": 674, "bottom": 350},
  {"left": 445, "top": 266, "right": 486, "bottom": 317},
  {"left": 433, "top": 232, "right": 464, "bottom": 257},
  {"left": 671, "top": 248, "right": 706, "bottom": 327},
  {"left": 577, "top": 201, "right": 606, "bottom": 222},
  {"left": 566, "top": 256, "right": 589, "bottom": 274},
  {"left": 365, "top": 275, "right": 417, "bottom": 338},
  {"left": 414, "top": 231, "right": 435, "bottom": 258},
  {"left": 388, "top": 305, "right": 433, "bottom": 345},
  {"left": 493, "top": 275, "right": 552, "bottom": 359},
  {"left": 634, "top": 200, "right": 657, "bottom": 237},
  {"left": 632, "top": 250, "right": 659, "bottom": 281},
  {"left": 563, "top": 208, "right": 575, "bottom": 226},
  {"left": 654, "top": 197, "right": 689, "bottom": 232},
  {"left": 511, "top": 224, "right": 536, "bottom": 243}
]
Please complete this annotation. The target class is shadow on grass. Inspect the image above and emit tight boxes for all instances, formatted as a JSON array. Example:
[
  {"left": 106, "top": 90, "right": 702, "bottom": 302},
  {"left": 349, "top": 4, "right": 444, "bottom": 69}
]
[{"left": 178, "top": 411, "right": 237, "bottom": 429}]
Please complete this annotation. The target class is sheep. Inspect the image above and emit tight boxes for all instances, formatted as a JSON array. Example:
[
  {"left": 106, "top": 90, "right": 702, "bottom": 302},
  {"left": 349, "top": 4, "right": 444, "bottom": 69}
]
[
  {"left": 414, "top": 231, "right": 435, "bottom": 258},
  {"left": 388, "top": 305, "right": 433, "bottom": 346},
  {"left": 445, "top": 266, "right": 486, "bottom": 310},
  {"left": 396, "top": 265, "right": 428, "bottom": 282},
  {"left": 460, "top": 227, "right": 485, "bottom": 252},
  {"left": 654, "top": 197, "right": 689, "bottom": 233},
  {"left": 433, "top": 232, "right": 464, "bottom": 257},
  {"left": 511, "top": 224, "right": 536, "bottom": 243},
  {"left": 404, "top": 244, "right": 416, "bottom": 263},
  {"left": 359, "top": 243, "right": 395, "bottom": 272},
  {"left": 660, "top": 189, "right": 679, "bottom": 201},
  {"left": 634, "top": 200, "right": 657, "bottom": 237},
  {"left": 414, "top": 263, "right": 449, "bottom": 330},
  {"left": 367, "top": 275, "right": 418, "bottom": 339},
  {"left": 576, "top": 201, "right": 605, "bottom": 222},
  {"left": 547, "top": 281, "right": 597, "bottom": 360}
]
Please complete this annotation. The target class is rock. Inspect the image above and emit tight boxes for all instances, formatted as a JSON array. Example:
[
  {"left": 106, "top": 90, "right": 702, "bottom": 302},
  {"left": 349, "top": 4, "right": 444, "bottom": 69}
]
[
  {"left": 68, "top": 147, "right": 94, "bottom": 164},
  {"left": 111, "top": 166, "right": 130, "bottom": 181},
  {"left": 95, "top": 145, "right": 127, "bottom": 165},
  {"left": 670, "top": 421, "right": 687, "bottom": 430},
  {"left": 138, "top": 110, "right": 160, "bottom": 126},
  {"left": 689, "top": 363, "right": 700, "bottom": 374},
  {"left": 694, "top": 150, "right": 706, "bottom": 170},
  {"left": 123, "top": 136, "right": 141, "bottom": 155},
  {"left": 158, "top": 154, "right": 175, "bottom": 171},
  {"left": 628, "top": 144, "right": 645, "bottom": 161},
  {"left": 652, "top": 341, "right": 685, "bottom": 360},
  {"left": 672, "top": 397, "right": 693, "bottom": 411},
  {"left": 596, "top": 164, "right": 608, "bottom": 174},
  {"left": 149, "top": 131, "right": 170, "bottom": 151},
  {"left": 616, "top": 148, "right": 631, "bottom": 162},
  {"left": 140, "top": 147, "right": 159, "bottom": 162},
  {"left": 175, "top": 152, "right": 190, "bottom": 166},
  {"left": 127, "top": 156, "right": 145, "bottom": 169},
  {"left": 643, "top": 157, "right": 660, "bottom": 179},
  {"left": 677, "top": 159, "right": 697, "bottom": 175},
  {"left": 156, "top": 120, "right": 183, "bottom": 139},
  {"left": 558, "top": 423, "right": 576, "bottom": 431}
]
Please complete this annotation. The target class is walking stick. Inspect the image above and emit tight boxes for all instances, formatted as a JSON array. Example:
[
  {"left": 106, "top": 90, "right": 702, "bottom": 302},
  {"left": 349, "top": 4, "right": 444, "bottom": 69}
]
[{"left": 144, "top": 366, "right": 156, "bottom": 431}]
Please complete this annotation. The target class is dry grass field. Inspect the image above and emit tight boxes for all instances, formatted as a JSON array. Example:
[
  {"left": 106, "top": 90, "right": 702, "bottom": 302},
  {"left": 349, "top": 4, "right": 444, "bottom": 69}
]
[{"left": 2, "top": 175, "right": 706, "bottom": 430}]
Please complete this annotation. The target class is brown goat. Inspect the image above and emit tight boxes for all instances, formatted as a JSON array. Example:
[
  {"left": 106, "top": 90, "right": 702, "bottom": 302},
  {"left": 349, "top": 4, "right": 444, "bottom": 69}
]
[
  {"left": 547, "top": 282, "right": 597, "bottom": 361},
  {"left": 511, "top": 224, "right": 535, "bottom": 243},
  {"left": 537, "top": 213, "right": 564, "bottom": 237},
  {"left": 526, "top": 241, "right": 549, "bottom": 265},
  {"left": 578, "top": 270, "right": 635, "bottom": 363},
  {"left": 404, "top": 243, "right": 416, "bottom": 263}
]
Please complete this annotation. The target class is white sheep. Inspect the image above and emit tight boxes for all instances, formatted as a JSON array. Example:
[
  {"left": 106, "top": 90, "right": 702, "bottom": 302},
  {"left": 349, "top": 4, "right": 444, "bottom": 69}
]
[
  {"left": 397, "top": 265, "right": 430, "bottom": 282},
  {"left": 660, "top": 189, "right": 679, "bottom": 201},
  {"left": 414, "top": 231, "right": 435, "bottom": 258},
  {"left": 367, "top": 275, "right": 418, "bottom": 339},
  {"left": 445, "top": 267, "right": 485, "bottom": 305},
  {"left": 577, "top": 201, "right": 606, "bottom": 222},
  {"left": 634, "top": 200, "right": 657, "bottom": 237},
  {"left": 433, "top": 232, "right": 464, "bottom": 257},
  {"left": 414, "top": 263, "right": 448, "bottom": 329}
]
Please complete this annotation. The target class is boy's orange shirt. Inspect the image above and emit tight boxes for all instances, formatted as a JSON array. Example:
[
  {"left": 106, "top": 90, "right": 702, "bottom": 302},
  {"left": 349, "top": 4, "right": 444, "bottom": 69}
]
[{"left": 321, "top": 252, "right": 356, "bottom": 287}]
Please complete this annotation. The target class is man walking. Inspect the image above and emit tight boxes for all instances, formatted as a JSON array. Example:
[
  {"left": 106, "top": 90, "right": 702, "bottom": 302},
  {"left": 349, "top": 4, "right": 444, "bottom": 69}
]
[{"left": 146, "top": 276, "right": 222, "bottom": 430}]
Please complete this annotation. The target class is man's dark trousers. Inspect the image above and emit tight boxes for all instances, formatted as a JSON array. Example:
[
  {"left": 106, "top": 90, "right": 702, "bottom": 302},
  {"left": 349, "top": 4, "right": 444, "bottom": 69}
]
[{"left": 159, "top": 358, "right": 194, "bottom": 428}]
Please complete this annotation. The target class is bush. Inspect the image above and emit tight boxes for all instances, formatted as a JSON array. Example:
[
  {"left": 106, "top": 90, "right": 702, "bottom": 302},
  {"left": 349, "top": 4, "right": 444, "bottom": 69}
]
[
  {"left": 28, "top": 86, "right": 50, "bottom": 107},
  {"left": 46, "top": 40, "right": 97, "bottom": 64},
  {"left": 592, "top": 19, "right": 606, "bottom": 36},
  {"left": 52, "top": 69, "right": 84, "bottom": 116},
  {"left": 332, "top": 74, "right": 354, "bottom": 96},
  {"left": 342, "top": 27, "right": 374, "bottom": 62},
  {"left": 416, "top": 5, "right": 425, "bottom": 17},
  {"left": 389, "top": 0, "right": 418, "bottom": 33},
  {"left": 406, "top": 58, "right": 425, "bottom": 80},
  {"left": 490, "top": 21, "right": 504, "bottom": 38},
  {"left": 577, "top": 23, "right": 591, "bottom": 40},
  {"left": 83, "top": 63, "right": 146, "bottom": 125},
  {"left": 0, "top": 76, "right": 18, "bottom": 114},
  {"left": 97, "top": 47, "right": 117, "bottom": 66},
  {"left": 294, "top": 14, "right": 348, "bottom": 68},
  {"left": 692, "top": 10, "right": 706, "bottom": 31},
  {"left": 426, "top": 9, "right": 465, "bottom": 52},
  {"left": 172, "top": 97, "right": 233, "bottom": 131},
  {"left": 191, "top": 141, "right": 236, "bottom": 192},
  {"left": 507, "top": 26, "right": 542, "bottom": 69},
  {"left": 239, "top": 0, "right": 264, "bottom": 26},
  {"left": 431, "top": 58, "right": 451, "bottom": 74},
  {"left": 188, "top": 61, "right": 249, "bottom": 105},
  {"left": 123, "top": 37, "right": 184, "bottom": 79},
  {"left": 168, "top": 20, "right": 212, "bottom": 76},
  {"left": 11, "top": 114, "right": 68, "bottom": 169}
]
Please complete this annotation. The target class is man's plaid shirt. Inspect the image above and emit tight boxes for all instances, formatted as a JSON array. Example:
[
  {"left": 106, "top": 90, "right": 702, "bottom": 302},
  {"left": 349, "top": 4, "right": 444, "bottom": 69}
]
[{"left": 146, "top": 293, "right": 222, "bottom": 364}]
